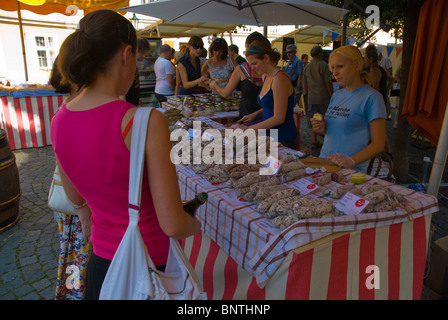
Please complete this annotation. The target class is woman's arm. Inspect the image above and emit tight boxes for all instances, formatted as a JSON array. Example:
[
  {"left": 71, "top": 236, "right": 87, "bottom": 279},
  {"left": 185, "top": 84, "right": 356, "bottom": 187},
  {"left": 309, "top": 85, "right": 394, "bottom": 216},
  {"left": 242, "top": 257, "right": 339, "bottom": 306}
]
[
  {"left": 175, "top": 67, "right": 180, "bottom": 95},
  {"left": 57, "top": 161, "right": 92, "bottom": 242},
  {"left": 178, "top": 62, "right": 208, "bottom": 90},
  {"left": 145, "top": 109, "right": 201, "bottom": 239},
  {"left": 211, "top": 65, "right": 244, "bottom": 98}
]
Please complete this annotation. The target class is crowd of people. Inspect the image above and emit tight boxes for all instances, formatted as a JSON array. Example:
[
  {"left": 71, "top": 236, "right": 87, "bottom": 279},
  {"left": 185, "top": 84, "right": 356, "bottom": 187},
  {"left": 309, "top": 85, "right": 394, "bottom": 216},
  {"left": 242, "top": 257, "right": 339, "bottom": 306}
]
[{"left": 49, "top": 9, "right": 395, "bottom": 300}]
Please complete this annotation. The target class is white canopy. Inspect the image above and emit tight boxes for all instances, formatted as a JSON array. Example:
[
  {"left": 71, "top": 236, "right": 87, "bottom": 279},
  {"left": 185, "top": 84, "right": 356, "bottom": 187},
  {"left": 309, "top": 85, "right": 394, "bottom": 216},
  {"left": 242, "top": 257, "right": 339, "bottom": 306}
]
[{"left": 121, "top": 0, "right": 348, "bottom": 27}]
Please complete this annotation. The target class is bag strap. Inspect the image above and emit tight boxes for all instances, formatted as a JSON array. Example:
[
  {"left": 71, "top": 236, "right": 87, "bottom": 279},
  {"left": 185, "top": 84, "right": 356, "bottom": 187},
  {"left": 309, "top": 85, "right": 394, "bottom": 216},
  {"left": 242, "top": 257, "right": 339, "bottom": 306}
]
[{"left": 128, "top": 107, "right": 153, "bottom": 219}]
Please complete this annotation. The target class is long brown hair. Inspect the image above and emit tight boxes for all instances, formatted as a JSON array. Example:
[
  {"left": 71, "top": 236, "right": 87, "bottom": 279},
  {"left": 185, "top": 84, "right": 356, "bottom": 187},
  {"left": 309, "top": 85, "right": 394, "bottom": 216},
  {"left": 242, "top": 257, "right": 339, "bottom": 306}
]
[
  {"left": 57, "top": 10, "right": 137, "bottom": 88},
  {"left": 245, "top": 40, "right": 281, "bottom": 65}
]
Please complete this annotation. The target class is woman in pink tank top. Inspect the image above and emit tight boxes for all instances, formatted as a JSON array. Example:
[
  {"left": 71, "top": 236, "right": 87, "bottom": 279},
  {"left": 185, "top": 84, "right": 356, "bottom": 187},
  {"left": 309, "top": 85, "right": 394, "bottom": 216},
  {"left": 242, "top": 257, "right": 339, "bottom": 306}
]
[{"left": 50, "top": 10, "right": 201, "bottom": 300}]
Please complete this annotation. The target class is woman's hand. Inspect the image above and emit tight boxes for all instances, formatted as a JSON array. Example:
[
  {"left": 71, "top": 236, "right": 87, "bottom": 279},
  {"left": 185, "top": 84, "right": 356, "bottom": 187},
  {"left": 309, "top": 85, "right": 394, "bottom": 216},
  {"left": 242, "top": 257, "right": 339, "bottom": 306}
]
[
  {"left": 76, "top": 206, "right": 92, "bottom": 243},
  {"left": 328, "top": 153, "right": 356, "bottom": 169},
  {"left": 237, "top": 112, "right": 257, "bottom": 125},
  {"left": 209, "top": 80, "right": 216, "bottom": 90},
  {"left": 230, "top": 123, "right": 247, "bottom": 130},
  {"left": 310, "top": 118, "right": 325, "bottom": 136},
  {"left": 198, "top": 74, "right": 209, "bottom": 83}
]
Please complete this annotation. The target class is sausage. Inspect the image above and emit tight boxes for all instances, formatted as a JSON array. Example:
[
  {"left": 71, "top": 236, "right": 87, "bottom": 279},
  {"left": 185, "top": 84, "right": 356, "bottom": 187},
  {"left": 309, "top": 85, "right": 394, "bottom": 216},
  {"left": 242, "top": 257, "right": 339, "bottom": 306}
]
[
  {"left": 329, "top": 185, "right": 356, "bottom": 199},
  {"left": 283, "top": 168, "right": 307, "bottom": 182},
  {"left": 363, "top": 189, "right": 389, "bottom": 205},
  {"left": 311, "top": 173, "right": 332, "bottom": 186},
  {"left": 257, "top": 188, "right": 299, "bottom": 213}
]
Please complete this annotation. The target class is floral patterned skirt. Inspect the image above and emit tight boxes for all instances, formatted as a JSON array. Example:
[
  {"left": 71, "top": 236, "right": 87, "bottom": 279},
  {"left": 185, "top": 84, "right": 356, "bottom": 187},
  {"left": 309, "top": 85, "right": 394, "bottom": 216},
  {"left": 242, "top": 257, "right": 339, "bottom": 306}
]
[{"left": 54, "top": 212, "right": 92, "bottom": 300}]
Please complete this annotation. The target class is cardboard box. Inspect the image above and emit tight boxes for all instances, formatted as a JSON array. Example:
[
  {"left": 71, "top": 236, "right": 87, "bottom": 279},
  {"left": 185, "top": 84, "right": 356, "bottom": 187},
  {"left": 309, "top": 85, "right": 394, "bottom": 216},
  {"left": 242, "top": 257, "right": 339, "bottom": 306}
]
[{"left": 425, "top": 236, "right": 448, "bottom": 295}]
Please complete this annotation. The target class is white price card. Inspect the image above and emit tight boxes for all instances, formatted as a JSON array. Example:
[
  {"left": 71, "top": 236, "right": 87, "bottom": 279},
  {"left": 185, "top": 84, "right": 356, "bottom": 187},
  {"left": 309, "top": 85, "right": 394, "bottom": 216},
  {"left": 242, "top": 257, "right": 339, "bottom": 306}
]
[
  {"left": 174, "top": 120, "right": 185, "bottom": 128},
  {"left": 335, "top": 192, "right": 369, "bottom": 215},
  {"left": 202, "top": 131, "right": 214, "bottom": 141},
  {"left": 188, "top": 128, "right": 201, "bottom": 140},
  {"left": 259, "top": 156, "right": 281, "bottom": 176},
  {"left": 290, "top": 178, "right": 319, "bottom": 195}
]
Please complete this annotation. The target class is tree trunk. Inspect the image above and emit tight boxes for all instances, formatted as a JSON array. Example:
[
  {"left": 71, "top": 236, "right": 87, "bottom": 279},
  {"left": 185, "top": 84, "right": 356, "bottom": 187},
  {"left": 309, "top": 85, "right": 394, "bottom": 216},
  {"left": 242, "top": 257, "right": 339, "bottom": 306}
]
[{"left": 393, "top": 3, "right": 422, "bottom": 183}]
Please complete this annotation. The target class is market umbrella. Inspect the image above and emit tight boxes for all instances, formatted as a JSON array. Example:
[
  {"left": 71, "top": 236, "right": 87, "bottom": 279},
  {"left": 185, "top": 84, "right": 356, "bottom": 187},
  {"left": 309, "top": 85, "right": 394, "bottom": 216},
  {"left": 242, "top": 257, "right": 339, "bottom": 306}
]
[
  {"left": 0, "top": 0, "right": 130, "bottom": 81},
  {"left": 121, "top": 0, "right": 348, "bottom": 27},
  {"left": 0, "top": 0, "right": 129, "bottom": 15},
  {"left": 401, "top": 0, "right": 448, "bottom": 196}
]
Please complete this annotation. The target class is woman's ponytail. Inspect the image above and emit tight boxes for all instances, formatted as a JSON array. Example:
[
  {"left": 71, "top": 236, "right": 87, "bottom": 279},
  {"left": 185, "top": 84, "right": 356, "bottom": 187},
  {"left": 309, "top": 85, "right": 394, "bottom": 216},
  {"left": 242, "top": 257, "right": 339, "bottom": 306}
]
[{"left": 56, "top": 10, "right": 137, "bottom": 89}]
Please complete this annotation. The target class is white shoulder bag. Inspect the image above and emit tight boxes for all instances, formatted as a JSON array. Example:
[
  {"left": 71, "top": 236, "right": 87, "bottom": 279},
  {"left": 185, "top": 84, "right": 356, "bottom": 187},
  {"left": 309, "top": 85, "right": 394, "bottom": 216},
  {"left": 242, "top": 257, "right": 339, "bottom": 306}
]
[
  {"left": 99, "top": 107, "right": 206, "bottom": 300},
  {"left": 48, "top": 165, "right": 76, "bottom": 215}
]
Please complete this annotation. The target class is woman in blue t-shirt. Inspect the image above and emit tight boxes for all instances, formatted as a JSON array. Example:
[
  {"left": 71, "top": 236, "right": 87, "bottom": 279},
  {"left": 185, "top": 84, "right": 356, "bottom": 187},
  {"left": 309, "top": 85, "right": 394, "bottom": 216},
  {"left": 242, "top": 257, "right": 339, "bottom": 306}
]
[{"left": 311, "top": 45, "right": 387, "bottom": 172}]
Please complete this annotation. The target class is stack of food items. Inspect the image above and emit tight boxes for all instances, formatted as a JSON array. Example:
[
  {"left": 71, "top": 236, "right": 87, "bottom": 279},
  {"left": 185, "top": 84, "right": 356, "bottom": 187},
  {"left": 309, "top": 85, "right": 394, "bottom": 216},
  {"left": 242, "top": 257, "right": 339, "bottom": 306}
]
[
  {"left": 177, "top": 134, "right": 408, "bottom": 230},
  {"left": 161, "top": 94, "right": 241, "bottom": 117}
]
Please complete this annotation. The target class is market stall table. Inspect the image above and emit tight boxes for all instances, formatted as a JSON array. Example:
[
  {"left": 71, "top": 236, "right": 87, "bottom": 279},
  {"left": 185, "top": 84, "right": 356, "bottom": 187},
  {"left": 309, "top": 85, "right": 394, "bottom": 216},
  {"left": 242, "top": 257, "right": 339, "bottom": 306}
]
[
  {"left": 0, "top": 86, "right": 66, "bottom": 150},
  {"left": 175, "top": 118, "right": 439, "bottom": 300}
]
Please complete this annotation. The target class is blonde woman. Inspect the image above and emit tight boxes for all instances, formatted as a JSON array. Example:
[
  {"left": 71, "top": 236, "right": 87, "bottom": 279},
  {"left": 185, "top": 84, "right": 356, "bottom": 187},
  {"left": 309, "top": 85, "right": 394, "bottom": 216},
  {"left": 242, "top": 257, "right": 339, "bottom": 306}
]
[{"left": 311, "top": 45, "right": 386, "bottom": 172}]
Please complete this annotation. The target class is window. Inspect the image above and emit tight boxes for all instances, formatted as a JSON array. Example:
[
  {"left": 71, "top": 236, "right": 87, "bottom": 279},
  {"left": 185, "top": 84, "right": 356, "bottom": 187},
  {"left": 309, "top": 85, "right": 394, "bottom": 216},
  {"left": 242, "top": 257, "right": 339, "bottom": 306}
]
[{"left": 34, "top": 36, "right": 55, "bottom": 69}]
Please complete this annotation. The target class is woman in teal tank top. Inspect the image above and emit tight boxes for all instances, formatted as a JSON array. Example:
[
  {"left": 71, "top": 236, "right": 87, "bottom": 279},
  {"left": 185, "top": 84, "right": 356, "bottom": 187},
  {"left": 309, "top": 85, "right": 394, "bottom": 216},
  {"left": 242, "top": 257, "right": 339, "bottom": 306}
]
[{"left": 231, "top": 40, "right": 297, "bottom": 150}]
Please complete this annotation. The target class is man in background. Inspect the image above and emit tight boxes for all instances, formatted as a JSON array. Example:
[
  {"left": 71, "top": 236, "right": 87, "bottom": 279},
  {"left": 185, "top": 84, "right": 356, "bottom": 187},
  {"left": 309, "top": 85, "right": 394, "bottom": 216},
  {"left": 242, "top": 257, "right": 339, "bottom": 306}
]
[
  {"left": 302, "top": 46, "right": 333, "bottom": 149},
  {"left": 283, "top": 44, "right": 304, "bottom": 108},
  {"left": 154, "top": 44, "right": 176, "bottom": 104},
  {"left": 228, "top": 44, "right": 246, "bottom": 67}
]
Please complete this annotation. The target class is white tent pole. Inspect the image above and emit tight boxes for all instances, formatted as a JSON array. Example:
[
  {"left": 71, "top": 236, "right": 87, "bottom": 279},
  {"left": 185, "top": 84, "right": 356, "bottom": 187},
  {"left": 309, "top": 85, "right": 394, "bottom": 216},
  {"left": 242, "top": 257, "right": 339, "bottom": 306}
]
[
  {"left": 16, "top": 0, "right": 29, "bottom": 82},
  {"left": 426, "top": 100, "right": 448, "bottom": 196}
]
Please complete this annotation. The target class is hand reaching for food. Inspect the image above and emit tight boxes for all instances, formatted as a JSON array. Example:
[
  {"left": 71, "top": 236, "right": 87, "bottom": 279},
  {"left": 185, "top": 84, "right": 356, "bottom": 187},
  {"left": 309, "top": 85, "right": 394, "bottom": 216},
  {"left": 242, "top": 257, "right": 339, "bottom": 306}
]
[{"left": 328, "top": 153, "right": 356, "bottom": 168}]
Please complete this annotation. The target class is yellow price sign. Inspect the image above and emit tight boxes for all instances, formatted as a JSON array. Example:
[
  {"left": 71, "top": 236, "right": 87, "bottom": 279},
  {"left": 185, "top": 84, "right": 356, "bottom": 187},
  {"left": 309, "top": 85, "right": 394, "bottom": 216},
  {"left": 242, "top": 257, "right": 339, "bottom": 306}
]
[{"left": 19, "top": 0, "right": 46, "bottom": 5}]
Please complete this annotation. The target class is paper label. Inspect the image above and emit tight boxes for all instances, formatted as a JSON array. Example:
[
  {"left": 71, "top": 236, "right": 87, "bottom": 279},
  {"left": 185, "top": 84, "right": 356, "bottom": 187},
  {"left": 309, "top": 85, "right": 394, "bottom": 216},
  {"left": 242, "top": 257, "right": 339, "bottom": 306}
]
[
  {"left": 188, "top": 128, "right": 201, "bottom": 140},
  {"left": 290, "top": 178, "right": 318, "bottom": 195},
  {"left": 202, "top": 131, "right": 214, "bottom": 141},
  {"left": 335, "top": 192, "right": 369, "bottom": 215},
  {"left": 174, "top": 120, "right": 185, "bottom": 128},
  {"left": 259, "top": 156, "right": 281, "bottom": 176}
]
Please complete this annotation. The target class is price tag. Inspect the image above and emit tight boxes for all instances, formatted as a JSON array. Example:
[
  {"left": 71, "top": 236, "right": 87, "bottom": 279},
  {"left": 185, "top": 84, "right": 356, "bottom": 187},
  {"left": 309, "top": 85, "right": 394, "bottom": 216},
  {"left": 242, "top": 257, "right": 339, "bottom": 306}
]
[
  {"left": 188, "top": 128, "right": 201, "bottom": 140},
  {"left": 175, "top": 121, "right": 185, "bottom": 128},
  {"left": 290, "top": 178, "right": 318, "bottom": 195},
  {"left": 334, "top": 192, "right": 369, "bottom": 215},
  {"left": 260, "top": 156, "right": 281, "bottom": 176},
  {"left": 202, "top": 131, "right": 215, "bottom": 141}
]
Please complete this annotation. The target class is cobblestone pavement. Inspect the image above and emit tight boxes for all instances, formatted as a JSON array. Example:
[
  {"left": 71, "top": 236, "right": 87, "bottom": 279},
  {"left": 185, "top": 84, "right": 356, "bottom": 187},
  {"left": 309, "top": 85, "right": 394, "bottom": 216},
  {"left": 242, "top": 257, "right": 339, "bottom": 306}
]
[
  {"left": 0, "top": 147, "right": 58, "bottom": 300},
  {"left": 0, "top": 110, "right": 447, "bottom": 300}
]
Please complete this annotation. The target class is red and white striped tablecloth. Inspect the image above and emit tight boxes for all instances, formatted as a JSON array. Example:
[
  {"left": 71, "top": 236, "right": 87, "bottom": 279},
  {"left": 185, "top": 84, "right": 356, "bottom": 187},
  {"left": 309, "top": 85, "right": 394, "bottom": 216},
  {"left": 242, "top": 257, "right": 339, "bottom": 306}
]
[
  {"left": 182, "top": 213, "right": 431, "bottom": 299},
  {"left": 0, "top": 94, "right": 65, "bottom": 150},
  {"left": 176, "top": 147, "right": 439, "bottom": 299}
]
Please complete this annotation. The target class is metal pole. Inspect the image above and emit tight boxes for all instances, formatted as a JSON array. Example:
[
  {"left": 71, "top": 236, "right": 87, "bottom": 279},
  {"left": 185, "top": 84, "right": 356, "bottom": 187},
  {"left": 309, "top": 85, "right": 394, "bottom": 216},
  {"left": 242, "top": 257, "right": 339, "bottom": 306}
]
[
  {"left": 16, "top": 0, "right": 29, "bottom": 82},
  {"left": 341, "top": 0, "right": 355, "bottom": 46},
  {"left": 426, "top": 100, "right": 448, "bottom": 196}
]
